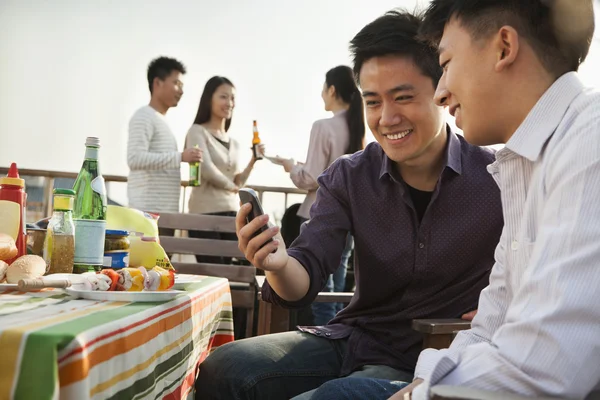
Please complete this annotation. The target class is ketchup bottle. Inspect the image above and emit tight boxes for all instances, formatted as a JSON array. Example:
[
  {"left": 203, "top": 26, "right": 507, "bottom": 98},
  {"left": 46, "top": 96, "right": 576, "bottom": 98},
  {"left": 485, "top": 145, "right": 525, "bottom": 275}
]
[{"left": 0, "top": 163, "right": 28, "bottom": 263}]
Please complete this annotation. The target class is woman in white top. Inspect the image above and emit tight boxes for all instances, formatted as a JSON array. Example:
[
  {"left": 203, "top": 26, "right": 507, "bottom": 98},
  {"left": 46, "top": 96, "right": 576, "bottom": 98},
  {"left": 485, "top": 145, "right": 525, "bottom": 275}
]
[
  {"left": 278, "top": 65, "right": 365, "bottom": 325},
  {"left": 185, "top": 76, "right": 262, "bottom": 264}
]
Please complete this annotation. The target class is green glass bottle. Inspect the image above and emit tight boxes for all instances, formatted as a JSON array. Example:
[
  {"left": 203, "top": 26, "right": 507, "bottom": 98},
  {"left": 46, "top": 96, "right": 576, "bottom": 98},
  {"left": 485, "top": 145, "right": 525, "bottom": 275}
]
[
  {"left": 189, "top": 144, "right": 201, "bottom": 187},
  {"left": 72, "top": 137, "right": 107, "bottom": 273}
]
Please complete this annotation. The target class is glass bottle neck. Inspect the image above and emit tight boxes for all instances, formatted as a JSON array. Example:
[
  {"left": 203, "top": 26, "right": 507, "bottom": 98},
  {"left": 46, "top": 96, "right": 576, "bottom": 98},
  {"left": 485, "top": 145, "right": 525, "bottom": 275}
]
[
  {"left": 52, "top": 210, "right": 73, "bottom": 220},
  {"left": 84, "top": 146, "right": 99, "bottom": 160}
]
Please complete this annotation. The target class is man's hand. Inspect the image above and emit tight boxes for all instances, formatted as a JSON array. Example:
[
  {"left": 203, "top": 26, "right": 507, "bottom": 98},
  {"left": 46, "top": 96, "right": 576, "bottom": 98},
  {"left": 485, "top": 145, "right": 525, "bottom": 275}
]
[
  {"left": 236, "top": 203, "right": 289, "bottom": 271},
  {"left": 388, "top": 379, "right": 423, "bottom": 400},
  {"left": 461, "top": 309, "right": 478, "bottom": 321},
  {"left": 182, "top": 147, "right": 203, "bottom": 163}
]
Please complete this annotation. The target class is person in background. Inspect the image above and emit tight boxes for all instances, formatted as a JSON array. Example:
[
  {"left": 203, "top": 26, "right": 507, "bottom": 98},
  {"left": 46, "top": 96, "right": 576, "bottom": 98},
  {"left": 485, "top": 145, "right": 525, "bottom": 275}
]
[
  {"left": 276, "top": 65, "right": 365, "bottom": 325},
  {"left": 184, "top": 76, "right": 263, "bottom": 264},
  {"left": 127, "top": 56, "right": 203, "bottom": 239},
  {"left": 195, "top": 10, "right": 504, "bottom": 400}
]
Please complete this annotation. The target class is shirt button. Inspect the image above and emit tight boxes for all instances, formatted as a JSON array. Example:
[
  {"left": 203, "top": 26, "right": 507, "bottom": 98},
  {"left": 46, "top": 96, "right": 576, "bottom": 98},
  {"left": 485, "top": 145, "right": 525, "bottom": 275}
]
[
  {"left": 418, "top": 243, "right": 425, "bottom": 249},
  {"left": 511, "top": 241, "right": 519, "bottom": 250},
  {"left": 325, "top": 332, "right": 331, "bottom": 337}
]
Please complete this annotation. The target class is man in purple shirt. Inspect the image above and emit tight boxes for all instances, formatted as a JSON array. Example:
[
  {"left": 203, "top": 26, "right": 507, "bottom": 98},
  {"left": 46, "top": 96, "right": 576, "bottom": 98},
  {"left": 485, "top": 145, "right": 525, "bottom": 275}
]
[{"left": 195, "top": 10, "right": 503, "bottom": 400}]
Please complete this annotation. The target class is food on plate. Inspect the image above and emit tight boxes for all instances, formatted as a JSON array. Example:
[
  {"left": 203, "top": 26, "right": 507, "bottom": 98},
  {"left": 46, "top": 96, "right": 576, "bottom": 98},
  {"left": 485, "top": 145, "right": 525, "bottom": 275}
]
[
  {"left": 0, "top": 233, "right": 18, "bottom": 261},
  {"left": 112, "top": 266, "right": 175, "bottom": 291},
  {"left": 146, "top": 266, "right": 175, "bottom": 291},
  {"left": 79, "top": 273, "right": 112, "bottom": 291},
  {"left": 6, "top": 255, "right": 46, "bottom": 283},
  {"left": 0, "top": 260, "right": 8, "bottom": 282}
]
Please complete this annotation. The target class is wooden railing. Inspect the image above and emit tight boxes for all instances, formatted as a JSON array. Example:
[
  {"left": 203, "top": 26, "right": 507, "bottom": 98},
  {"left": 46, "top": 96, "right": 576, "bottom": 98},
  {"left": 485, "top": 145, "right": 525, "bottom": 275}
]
[{"left": 0, "top": 167, "right": 307, "bottom": 219}]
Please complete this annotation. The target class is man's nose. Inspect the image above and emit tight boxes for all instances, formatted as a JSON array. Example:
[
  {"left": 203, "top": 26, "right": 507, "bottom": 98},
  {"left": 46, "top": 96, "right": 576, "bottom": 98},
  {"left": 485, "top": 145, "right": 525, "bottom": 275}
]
[
  {"left": 434, "top": 76, "right": 449, "bottom": 107},
  {"left": 379, "top": 103, "right": 402, "bottom": 127}
]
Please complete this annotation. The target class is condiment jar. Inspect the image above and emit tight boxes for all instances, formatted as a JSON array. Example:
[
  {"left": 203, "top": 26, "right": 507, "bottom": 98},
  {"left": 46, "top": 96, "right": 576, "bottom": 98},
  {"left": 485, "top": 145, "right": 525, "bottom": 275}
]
[{"left": 44, "top": 189, "right": 76, "bottom": 274}]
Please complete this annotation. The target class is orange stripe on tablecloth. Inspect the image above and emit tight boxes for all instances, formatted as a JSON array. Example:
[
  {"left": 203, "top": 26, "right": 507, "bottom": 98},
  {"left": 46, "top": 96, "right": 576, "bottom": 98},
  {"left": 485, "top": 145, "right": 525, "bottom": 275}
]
[
  {"left": 163, "top": 364, "right": 197, "bottom": 400},
  {"left": 89, "top": 329, "right": 193, "bottom": 396},
  {"left": 58, "top": 283, "right": 229, "bottom": 364},
  {"left": 59, "top": 286, "right": 231, "bottom": 387},
  {"left": 0, "top": 302, "right": 120, "bottom": 400},
  {"left": 88, "top": 296, "right": 231, "bottom": 396}
]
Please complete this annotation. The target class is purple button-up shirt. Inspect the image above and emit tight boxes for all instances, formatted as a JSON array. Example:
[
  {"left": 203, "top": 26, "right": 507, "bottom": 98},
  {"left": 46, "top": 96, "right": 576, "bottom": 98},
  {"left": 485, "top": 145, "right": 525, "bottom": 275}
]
[{"left": 262, "top": 130, "right": 504, "bottom": 376}]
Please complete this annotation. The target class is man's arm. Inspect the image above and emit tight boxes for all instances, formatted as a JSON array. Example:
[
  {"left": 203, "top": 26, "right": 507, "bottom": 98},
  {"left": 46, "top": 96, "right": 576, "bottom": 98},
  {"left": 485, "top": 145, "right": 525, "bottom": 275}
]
[
  {"left": 127, "top": 114, "right": 181, "bottom": 171},
  {"left": 414, "top": 120, "right": 600, "bottom": 399},
  {"left": 260, "top": 159, "right": 353, "bottom": 308}
]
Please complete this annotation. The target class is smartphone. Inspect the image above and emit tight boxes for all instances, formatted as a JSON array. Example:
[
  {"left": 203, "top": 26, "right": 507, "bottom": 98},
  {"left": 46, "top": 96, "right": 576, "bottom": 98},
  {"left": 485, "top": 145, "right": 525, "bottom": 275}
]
[{"left": 239, "top": 188, "right": 275, "bottom": 249}]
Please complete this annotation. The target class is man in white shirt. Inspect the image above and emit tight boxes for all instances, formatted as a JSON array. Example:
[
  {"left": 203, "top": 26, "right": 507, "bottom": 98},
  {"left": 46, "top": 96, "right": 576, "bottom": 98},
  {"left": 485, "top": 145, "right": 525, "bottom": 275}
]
[
  {"left": 127, "top": 56, "right": 202, "bottom": 221},
  {"left": 308, "top": 1, "right": 600, "bottom": 399}
]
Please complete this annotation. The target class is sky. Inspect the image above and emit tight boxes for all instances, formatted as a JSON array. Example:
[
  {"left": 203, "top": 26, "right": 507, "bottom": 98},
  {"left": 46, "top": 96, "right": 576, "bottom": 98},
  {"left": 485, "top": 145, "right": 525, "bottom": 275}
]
[{"left": 1, "top": 0, "right": 599, "bottom": 220}]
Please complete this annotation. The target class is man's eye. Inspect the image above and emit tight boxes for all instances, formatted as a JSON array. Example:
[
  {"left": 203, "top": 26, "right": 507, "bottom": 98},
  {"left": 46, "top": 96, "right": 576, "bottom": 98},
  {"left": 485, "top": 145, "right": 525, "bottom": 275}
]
[{"left": 396, "top": 96, "right": 413, "bottom": 101}]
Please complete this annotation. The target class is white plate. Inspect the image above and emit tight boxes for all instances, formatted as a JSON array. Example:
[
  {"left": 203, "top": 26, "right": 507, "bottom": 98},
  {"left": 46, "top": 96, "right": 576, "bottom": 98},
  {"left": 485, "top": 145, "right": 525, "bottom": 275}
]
[
  {"left": 173, "top": 275, "right": 204, "bottom": 289},
  {"left": 65, "top": 288, "right": 184, "bottom": 302}
]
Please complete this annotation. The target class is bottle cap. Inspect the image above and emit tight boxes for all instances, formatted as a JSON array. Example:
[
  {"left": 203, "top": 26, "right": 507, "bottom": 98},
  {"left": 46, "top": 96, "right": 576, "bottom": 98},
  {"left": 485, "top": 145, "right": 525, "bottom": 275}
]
[
  {"left": 53, "top": 188, "right": 75, "bottom": 211},
  {"left": 85, "top": 137, "right": 101, "bottom": 147},
  {"left": 0, "top": 163, "right": 25, "bottom": 187}
]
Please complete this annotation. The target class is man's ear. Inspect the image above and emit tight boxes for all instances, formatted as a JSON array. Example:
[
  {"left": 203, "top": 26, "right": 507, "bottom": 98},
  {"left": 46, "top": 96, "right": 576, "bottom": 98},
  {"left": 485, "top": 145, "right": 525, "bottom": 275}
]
[
  {"left": 493, "top": 26, "right": 520, "bottom": 72},
  {"left": 153, "top": 77, "right": 162, "bottom": 92}
]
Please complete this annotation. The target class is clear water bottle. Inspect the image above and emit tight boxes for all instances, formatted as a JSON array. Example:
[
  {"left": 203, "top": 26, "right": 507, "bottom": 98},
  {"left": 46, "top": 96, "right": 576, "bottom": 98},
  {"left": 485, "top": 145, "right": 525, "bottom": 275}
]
[{"left": 72, "top": 137, "right": 107, "bottom": 273}]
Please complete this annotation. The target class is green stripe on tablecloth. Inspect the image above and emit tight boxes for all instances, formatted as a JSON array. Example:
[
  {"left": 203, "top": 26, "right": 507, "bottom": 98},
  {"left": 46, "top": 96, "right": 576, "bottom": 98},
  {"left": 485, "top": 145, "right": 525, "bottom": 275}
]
[
  {"left": 106, "top": 310, "right": 233, "bottom": 400},
  {"left": 0, "top": 293, "right": 71, "bottom": 312},
  {"left": 13, "top": 277, "right": 224, "bottom": 400}
]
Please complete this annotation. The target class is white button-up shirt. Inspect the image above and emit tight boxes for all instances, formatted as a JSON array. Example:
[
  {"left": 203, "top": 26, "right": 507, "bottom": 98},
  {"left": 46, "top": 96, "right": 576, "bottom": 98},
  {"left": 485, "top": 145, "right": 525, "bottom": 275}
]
[{"left": 413, "top": 72, "right": 600, "bottom": 399}]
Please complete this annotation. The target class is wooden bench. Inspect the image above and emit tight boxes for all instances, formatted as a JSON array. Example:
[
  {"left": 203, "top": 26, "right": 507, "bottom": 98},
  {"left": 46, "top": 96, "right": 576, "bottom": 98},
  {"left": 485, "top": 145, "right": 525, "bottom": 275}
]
[
  {"left": 412, "top": 319, "right": 472, "bottom": 350},
  {"left": 156, "top": 212, "right": 258, "bottom": 339},
  {"left": 255, "top": 275, "right": 354, "bottom": 334}
]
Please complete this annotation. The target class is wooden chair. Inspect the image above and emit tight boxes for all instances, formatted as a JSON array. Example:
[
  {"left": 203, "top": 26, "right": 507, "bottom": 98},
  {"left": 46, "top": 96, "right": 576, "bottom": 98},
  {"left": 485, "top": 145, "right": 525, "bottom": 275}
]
[
  {"left": 255, "top": 275, "right": 354, "bottom": 335},
  {"left": 412, "top": 319, "right": 472, "bottom": 350},
  {"left": 156, "top": 212, "right": 258, "bottom": 339}
]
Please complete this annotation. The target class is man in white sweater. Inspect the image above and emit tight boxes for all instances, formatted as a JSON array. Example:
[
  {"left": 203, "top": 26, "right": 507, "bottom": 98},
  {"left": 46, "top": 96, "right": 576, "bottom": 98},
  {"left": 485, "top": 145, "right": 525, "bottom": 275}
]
[{"left": 127, "top": 56, "right": 202, "bottom": 221}]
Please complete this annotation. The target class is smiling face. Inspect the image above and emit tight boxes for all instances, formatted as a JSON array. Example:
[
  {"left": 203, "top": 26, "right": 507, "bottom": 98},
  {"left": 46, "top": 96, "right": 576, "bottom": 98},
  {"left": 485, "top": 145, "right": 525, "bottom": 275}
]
[
  {"left": 211, "top": 84, "right": 235, "bottom": 120},
  {"left": 434, "top": 18, "right": 505, "bottom": 145},
  {"left": 360, "top": 55, "right": 447, "bottom": 167},
  {"left": 154, "top": 70, "right": 184, "bottom": 108}
]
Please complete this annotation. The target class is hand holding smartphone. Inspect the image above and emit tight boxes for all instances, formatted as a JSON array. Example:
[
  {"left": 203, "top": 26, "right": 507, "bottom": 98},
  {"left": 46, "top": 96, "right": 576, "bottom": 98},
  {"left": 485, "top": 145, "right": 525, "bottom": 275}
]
[{"left": 238, "top": 188, "right": 274, "bottom": 249}]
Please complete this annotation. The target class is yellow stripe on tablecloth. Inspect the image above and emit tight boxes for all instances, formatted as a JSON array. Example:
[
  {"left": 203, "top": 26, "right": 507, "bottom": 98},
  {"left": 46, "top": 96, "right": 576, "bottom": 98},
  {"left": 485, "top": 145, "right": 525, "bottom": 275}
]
[
  {"left": 90, "top": 326, "right": 194, "bottom": 396},
  {"left": 0, "top": 302, "right": 123, "bottom": 399},
  {"left": 87, "top": 289, "right": 231, "bottom": 397}
]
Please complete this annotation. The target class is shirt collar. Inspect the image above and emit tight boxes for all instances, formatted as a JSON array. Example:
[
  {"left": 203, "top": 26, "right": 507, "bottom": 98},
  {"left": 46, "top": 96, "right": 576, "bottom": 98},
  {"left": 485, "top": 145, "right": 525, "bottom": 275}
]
[
  {"left": 503, "top": 72, "right": 585, "bottom": 162},
  {"left": 379, "top": 125, "right": 462, "bottom": 180}
]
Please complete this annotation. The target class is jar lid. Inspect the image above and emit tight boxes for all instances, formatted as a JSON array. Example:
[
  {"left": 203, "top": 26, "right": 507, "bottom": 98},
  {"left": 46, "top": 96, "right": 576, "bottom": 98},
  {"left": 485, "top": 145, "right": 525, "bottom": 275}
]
[
  {"left": 53, "top": 188, "right": 75, "bottom": 196},
  {"left": 105, "top": 229, "right": 129, "bottom": 236}
]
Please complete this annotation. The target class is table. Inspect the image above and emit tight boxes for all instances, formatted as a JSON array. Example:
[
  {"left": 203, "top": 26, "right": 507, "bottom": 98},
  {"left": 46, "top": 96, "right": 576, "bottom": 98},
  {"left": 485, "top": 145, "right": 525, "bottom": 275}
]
[{"left": 0, "top": 275, "right": 234, "bottom": 400}]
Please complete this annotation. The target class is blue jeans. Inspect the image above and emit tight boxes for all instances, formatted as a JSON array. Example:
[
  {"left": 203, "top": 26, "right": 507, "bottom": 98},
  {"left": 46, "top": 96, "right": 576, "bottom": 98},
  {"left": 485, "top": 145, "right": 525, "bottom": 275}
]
[
  {"left": 195, "top": 331, "right": 412, "bottom": 400},
  {"left": 310, "top": 377, "right": 407, "bottom": 400},
  {"left": 312, "top": 233, "right": 353, "bottom": 325}
]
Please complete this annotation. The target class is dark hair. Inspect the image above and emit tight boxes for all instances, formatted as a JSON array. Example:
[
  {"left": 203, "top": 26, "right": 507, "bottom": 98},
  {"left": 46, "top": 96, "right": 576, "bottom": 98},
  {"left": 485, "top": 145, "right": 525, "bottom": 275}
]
[
  {"left": 419, "top": 0, "right": 595, "bottom": 77},
  {"left": 147, "top": 56, "right": 186, "bottom": 93},
  {"left": 193, "top": 76, "right": 235, "bottom": 132},
  {"left": 325, "top": 66, "right": 365, "bottom": 154},
  {"left": 349, "top": 9, "right": 442, "bottom": 88}
]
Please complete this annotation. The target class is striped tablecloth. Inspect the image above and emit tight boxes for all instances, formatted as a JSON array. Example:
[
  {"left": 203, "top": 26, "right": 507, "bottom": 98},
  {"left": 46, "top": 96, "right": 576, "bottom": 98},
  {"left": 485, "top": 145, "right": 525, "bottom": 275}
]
[{"left": 0, "top": 275, "right": 234, "bottom": 400}]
